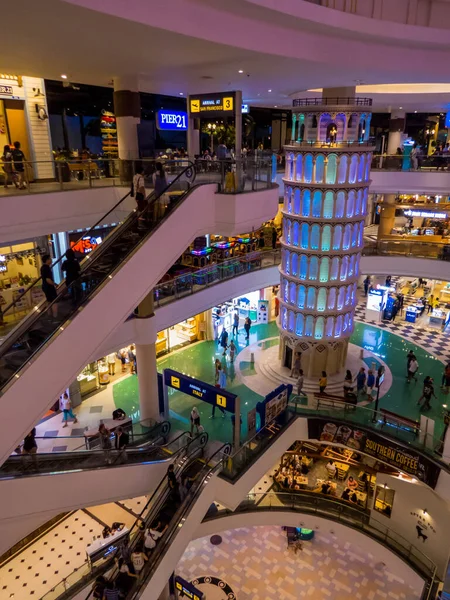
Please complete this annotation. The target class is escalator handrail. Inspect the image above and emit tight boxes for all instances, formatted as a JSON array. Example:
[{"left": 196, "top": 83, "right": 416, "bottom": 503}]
[
  {"left": 131, "top": 443, "right": 231, "bottom": 599},
  {"left": 0, "top": 162, "right": 197, "bottom": 394}
]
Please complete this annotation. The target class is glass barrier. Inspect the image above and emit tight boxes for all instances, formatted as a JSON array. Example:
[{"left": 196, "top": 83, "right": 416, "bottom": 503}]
[
  {"left": 289, "top": 397, "right": 449, "bottom": 469},
  {"left": 206, "top": 491, "right": 437, "bottom": 580},
  {"left": 363, "top": 240, "right": 450, "bottom": 261},
  {"left": 153, "top": 249, "right": 280, "bottom": 308},
  {"left": 371, "top": 154, "right": 450, "bottom": 171},
  {"left": 0, "top": 162, "right": 197, "bottom": 395},
  {"left": 194, "top": 158, "right": 273, "bottom": 192},
  {"left": 38, "top": 433, "right": 210, "bottom": 600},
  {"left": 220, "top": 408, "right": 296, "bottom": 481}
]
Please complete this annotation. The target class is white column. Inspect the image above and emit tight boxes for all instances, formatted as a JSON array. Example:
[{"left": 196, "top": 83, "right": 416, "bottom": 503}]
[
  {"left": 136, "top": 342, "right": 160, "bottom": 422},
  {"left": 114, "top": 76, "right": 140, "bottom": 160},
  {"left": 387, "top": 109, "right": 405, "bottom": 155}
]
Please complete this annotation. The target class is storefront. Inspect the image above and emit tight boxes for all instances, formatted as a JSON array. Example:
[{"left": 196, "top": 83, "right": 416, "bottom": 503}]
[{"left": 156, "top": 313, "right": 207, "bottom": 356}]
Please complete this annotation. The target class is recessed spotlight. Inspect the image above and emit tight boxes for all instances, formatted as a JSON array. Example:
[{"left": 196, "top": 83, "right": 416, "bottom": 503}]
[
  {"left": 414, "top": 110, "right": 417, "bottom": 113},
  {"left": 274, "top": 105, "right": 278, "bottom": 108},
  {"left": 238, "top": 70, "right": 244, "bottom": 74},
  {"left": 399, "top": 106, "right": 403, "bottom": 109},
  {"left": 61, "top": 74, "right": 67, "bottom": 79},
  {"left": 268, "top": 89, "right": 272, "bottom": 92},
  {"left": 179, "top": 92, "right": 184, "bottom": 96}
]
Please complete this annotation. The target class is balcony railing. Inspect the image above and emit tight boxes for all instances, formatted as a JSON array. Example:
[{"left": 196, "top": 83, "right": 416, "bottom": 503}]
[
  {"left": 292, "top": 97, "right": 373, "bottom": 107},
  {"left": 371, "top": 154, "right": 450, "bottom": 171}
]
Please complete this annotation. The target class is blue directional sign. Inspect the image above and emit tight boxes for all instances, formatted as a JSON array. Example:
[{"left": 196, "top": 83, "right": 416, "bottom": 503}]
[{"left": 156, "top": 110, "right": 188, "bottom": 131}]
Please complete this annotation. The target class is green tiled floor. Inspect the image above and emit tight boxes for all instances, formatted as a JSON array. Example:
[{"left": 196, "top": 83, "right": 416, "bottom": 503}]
[{"left": 112, "top": 320, "right": 448, "bottom": 445}]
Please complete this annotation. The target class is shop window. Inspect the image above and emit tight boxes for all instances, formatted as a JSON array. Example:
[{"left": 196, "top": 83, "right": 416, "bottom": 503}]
[
  {"left": 337, "top": 287, "right": 345, "bottom": 310},
  {"left": 305, "top": 315, "right": 314, "bottom": 337},
  {"left": 323, "top": 191, "right": 333, "bottom": 219},
  {"left": 326, "top": 154, "right": 337, "bottom": 184},
  {"left": 302, "top": 189, "right": 311, "bottom": 217},
  {"left": 357, "top": 155, "right": 365, "bottom": 182},
  {"left": 288, "top": 310, "right": 295, "bottom": 332},
  {"left": 335, "top": 191, "right": 345, "bottom": 218},
  {"left": 337, "top": 155, "right": 348, "bottom": 184},
  {"left": 294, "top": 188, "right": 301, "bottom": 214},
  {"left": 296, "top": 313, "right": 304, "bottom": 336},
  {"left": 355, "top": 189, "right": 362, "bottom": 215},
  {"left": 326, "top": 316, "right": 334, "bottom": 337},
  {"left": 319, "top": 257, "right": 329, "bottom": 282},
  {"left": 297, "top": 285, "right": 306, "bottom": 309},
  {"left": 321, "top": 225, "right": 331, "bottom": 251},
  {"left": 289, "top": 282, "right": 296, "bottom": 305},
  {"left": 346, "top": 190, "right": 355, "bottom": 218},
  {"left": 296, "top": 154, "right": 303, "bottom": 180},
  {"left": 315, "top": 155, "right": 324, "bottom": 183},
  {"left": 327, "top": 287, "right": 336, "bottom": 310},
  {"left": 299, "top": 255, "right": 308, "bottom": 279},
  {"left": 304, "top": 154, "right": 313, "bottom": 183},
  {"left": 312, "top": 190, "right": 322, "bottom": 218},
  {"left": 309, "top": 256, "right": 318, "bottom": 280},
  {"left": 293, "top": 221, "right": 300, "bottom": 247},
  {"left": 330, "top": 257, "right": 339, "bottom": 281},
  {"left": 317, "top": 289, "right": 326, "bottom": 312},
  {"left": 310, "top": 225, "right": 320, "bottom": 250},
  {"left": 301, "top": 223, "right": 309, "bottom": 249},
  {"left": 332, "top": 225, "right": 342, "bottom": 250},
  {"left": 306, "top": 287, "right": 316, "bottom": 309},
  {"left": 340, "top": 256, "right": 349, "bottom": 280},
  {"left": 291, "top": 253, "right": 298, "bottom": 277},
  {"left": 285, "top": 251, "right": 290, "bottom": 274},
  {"left": 343, "top": 225, "right": 351, "bottom": 250},
  {"left": 349, "top": 154, "right": 358, "bottom": 183},
  {"left": 335, "top": 315, "right": 342, "bottom": 337},
  {"left": 315, "top": 316, "right": 324, "bottom": 339},
  {"left": 374, "top": 485, "right": 395, "bottom": 518},
  {"left": 365, "top": 154, "right": 371, "bottom": 180},
  {"left": 281, "top": 306, "right": 288, "bottom": 330}
]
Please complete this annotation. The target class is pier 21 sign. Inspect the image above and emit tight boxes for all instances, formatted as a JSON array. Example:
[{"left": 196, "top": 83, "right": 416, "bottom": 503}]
[{"left": 156, "top": 110, "right": 188, "bottom": 131}]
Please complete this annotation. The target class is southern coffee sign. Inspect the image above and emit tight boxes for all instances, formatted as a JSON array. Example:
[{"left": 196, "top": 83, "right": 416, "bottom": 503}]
[{"left": 307, "top": 418, "right": 440, "bottom": 489}]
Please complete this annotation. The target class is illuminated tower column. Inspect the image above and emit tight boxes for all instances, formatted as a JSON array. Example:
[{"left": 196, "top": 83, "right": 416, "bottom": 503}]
[{"left": 278, "top": 96, "right": 374, "bottom": 377}]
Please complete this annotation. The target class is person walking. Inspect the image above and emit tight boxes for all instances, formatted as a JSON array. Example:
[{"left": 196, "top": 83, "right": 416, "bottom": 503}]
[
  {"left": 244, "top": 316, "right": 251, "bottom": 340},
  {"left": 11, "top": 141, "right": 26, "bottom": 189},
  {"left": 40, "top": 254, "right": 58, "bottom": 318},
  {"left": 133, "top": 166, "right": 147, "bottom": 220},
  {"left": 363, "top": 276, "right": 370, "bottom": 297},
  {"left": 417, "top": 376, "right": 437, "bottom": 411},
  {"left": 297, "top": 369, "right": 304, "bottom": 397},
  {"left": 131, "top": 543, "right": 148, "bottom": 576},
  {"left": 107, "top": 353, "right": 116, "bottom": 376},
  {"left": 144, "top": 521, "right": 167, "bottom": 555},
  {"left": 220, "top": 328, "right": 229, "bottom": 356},
  {"left": 115, "top": 426, "right": 129, "bottom": 459},
  {"left": 98, "top": 423, "right": 112, "bottom": 463},
  {"left": 229, "top": 340, "right": 236, "bottom": 363},
  {"left": 1, "top": 144, "right": 15, "bottom": 188},
  {"left": 167, "top": 463, "right": 180, "bottom": 500},
  {"left": 61, "top": 248, "right": 81, "bottom": 304},
  {"left": 115, "top": 558, "right": 138, "bottom": 596},
  {"left": 211, "top": 365, "right": 226, "bottom": 418},
  {"left": 427, "top": 295, "right": 434, "bottom": 314},
  {"left": 406, "top": 350, "right": 415, "bottom": 376},
  {"left": 366, "top": 369, "right": 376, "bottom": 400},
  {"left": 343, "top": 369, "right": 353, "bottom": 396},
  {"left": 22, "top": 428, "right": 37, "bottom": 459},
  {"left": 232, "top": 311, "right": 239, "bottom": 337},
  {"left": 355, "top": 368, "right": 366, "bottom": 397},
  {"left": 153, "top": 162, "right": 168, "bottom": 217},
  {"left": 61, "top": 392, "right": 78, "bottom": 427},
  {"left": 190, "top": 406, "right": 201, "bottom": 436},
  {"left": 290, "top": 352, "right": 301, "bottom": 378},
  {"left": 407, "top": 356, "right": 419, "bottom": 383},
  {"left": 319, "top": 371, "right": 327, "bottom": 394}
]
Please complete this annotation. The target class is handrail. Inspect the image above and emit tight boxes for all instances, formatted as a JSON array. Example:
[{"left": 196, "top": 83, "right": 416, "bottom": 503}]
[
  {"left": 292, "top": 97, "right": 373, "bottom": 107},
  {"left": 0, "top": 162, "right": 196, "bottom": 395},
  {"left": 203, "top": 491, "right": 437, "bottom": 581}
]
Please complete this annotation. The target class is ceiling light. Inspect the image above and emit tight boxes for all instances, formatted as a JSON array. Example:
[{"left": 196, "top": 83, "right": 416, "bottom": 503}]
[
  {"left": 414, "top": 110, "right": 417, "bottom": 113},
  {"left": 61, "top": 74, "right": 67, "bottom": 79},
  {"left": 274, "top": 105, "right": 278, "bottom": 108},
  {"left": 238, "top": 70, "right": 244, "bottom": 74},
  {"left": 268, "top": 89, "right": 272, "bottom": 92},
  {"left": 179, "top": 92, "right": 184, "bottom": 96},
  {"left": 399, "top": 106, "right": 403, "bottom": 109}
]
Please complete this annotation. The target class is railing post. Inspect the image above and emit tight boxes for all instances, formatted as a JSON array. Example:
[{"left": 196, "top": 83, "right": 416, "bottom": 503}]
[{"left": 88, "top": 160, "right": 92, "bottom": 188}]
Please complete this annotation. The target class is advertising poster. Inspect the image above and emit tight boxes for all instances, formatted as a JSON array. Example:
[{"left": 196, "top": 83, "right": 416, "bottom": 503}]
[
  {"left": 256, "top": 383, "right": 292, "bottom": 427},
  {"left": 247, "top": 408, "right": 257, "bottom": 438},
  {"left": 307, "top": 418, "right": 440, "bottom": 489}
]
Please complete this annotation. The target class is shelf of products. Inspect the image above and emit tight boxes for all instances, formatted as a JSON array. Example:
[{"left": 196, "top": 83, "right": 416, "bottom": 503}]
[
  {"left": 174, "top": 318, "right": 197, "bottom": 342},
  {"left": 156, "top": 331, "right": 168, "bottom": 355}
]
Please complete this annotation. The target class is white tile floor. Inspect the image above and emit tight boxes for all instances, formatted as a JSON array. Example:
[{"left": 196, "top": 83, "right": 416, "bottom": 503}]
[{"left": 177, "top": 526, "right": 422, "bottom": 600}]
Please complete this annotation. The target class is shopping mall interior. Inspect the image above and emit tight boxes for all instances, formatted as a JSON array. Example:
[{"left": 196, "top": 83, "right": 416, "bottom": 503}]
[{"left": 3, "top": 1, "right": 450, "bottom": 599}]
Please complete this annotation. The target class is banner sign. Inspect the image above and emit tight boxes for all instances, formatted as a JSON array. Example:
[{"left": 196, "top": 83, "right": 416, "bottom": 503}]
[
  {"left": 256, "top": 384, "right": 292, "bottom": 427},
  {"left": 164, "top": 368, "right": 237, "bottom": 413},
  {"left": 189, "top": 91, "right": 235, "bottom": 116},
  {"left": 307, "top": 418, "right": 440, "bottom": 489},
  {"left": 156, "top": 110, "right": 188, "bottom": 131},
  {"left": 175, "top": 576, "right": 204, "bottom": 600}
]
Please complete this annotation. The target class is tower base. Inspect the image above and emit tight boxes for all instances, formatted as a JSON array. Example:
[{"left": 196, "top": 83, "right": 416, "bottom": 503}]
[{"left": 279, "top": 334, "right": 349, "bottom": 378}]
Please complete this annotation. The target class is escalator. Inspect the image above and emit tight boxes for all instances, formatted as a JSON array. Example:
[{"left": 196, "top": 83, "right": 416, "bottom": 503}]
[{"left": 0, "top": 163, "right": 216, "bottom": 464}]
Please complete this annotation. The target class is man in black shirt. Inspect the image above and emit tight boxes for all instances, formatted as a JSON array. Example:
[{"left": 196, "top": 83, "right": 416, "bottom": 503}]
[
  {"left": 167, "top": 464, "right": 180, "bottom": 502},
  {"left": 11, "top": 141, "right": 26, "bottom": 189},
  {"left": 40, "top": 254, "right": 58, "bottom": 317}
]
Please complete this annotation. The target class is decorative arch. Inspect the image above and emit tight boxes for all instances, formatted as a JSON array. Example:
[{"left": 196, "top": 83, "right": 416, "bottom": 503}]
[
  {"left": 327, "top": 287, "right": 337, "bottom": 310},
  {"left": 304, "top": 154, "right": 313, "bottom": 183},
  {"left": 299, "top": 255, "right": 308, "bottom": 279},
  {"left": 289, "top": 282, "right": 296, "bottom": 305},
  {"left": 322, "top": 225, "right": 331, "bottom": 251},
  {"left": 320, "top": 257, "right": 330, "bottom": 282},
  {"left": 335, "top": 191, "right": 345, "bottom": 218},
  {"left": 357, "top": 155, "right": 365, "bottom": 182},
  {"left": 291, "top": 253, "right": 298, "bottom": 277},
  {"left": 337, "top": 155, "right": 348, "bottom": 184},
  {"left": 301, "top": 189, "right": 311, "bottom": 217},
  {"left": 296, "top": 313, "right": 304, "bottom": 336},
  {"left": 312, "top": 190, "right": 322, "bottom": 218},
  {"left": 310, "top": 224, "right": 320, "bottom": 250},
  {"left": 297, "top": 284, "right": 306, "bottom": 308},
  {"left": 326, "top": 316, "right": 334, "bottom": 337},
  {"left": 306, "top": 287, "right": 316, "bottom": 309},
  {"left": 281, "top": 306, "right": 288, "bottom": 330},
  {"left": 326, "top": 154, "right": 337, "bottom": 184},
  {"left": 323, "top": 191, "right": 334, "bottom": 219},
  {"left": 288, "top": 310, "right": 295, "bottom": 332},
  {"left": 330, "top": 257, "right": 339, "bottom": 281},
  {"left": 346, "top": 190, "right": 355, "bottom": 218},
  {"left": 296, "top": 155, "right": 303, "bottom": 181},
  {"left": 343, "top": 224, "right": 351, "bottom": 250},
  {"left": 315, "top": 316, "right": 325, "bottom": 339},
  {"left": 294, "top": 188, "right": 301, "bottom": 214},
  {"left": 315, "top": 155, "right": 325, "bottom": 183},
  {"left": 300, "top": 223, "right": 309, "bottom": 249},
  {"left": 348, "top": 154, "right": 358, "bottom": 183},
  {"left": 292, "top": 221, "right": 300, "bottom": 247},
  {"left": 309, "top": 256, "right": 319, "bottom": 280},
  {"left": 305, "top": 315, "right": 314, "bottom": 337},
  {"left": 332, "top": 225, "right": 342, "bottom": 250},
  {"left": 340, "top": 256, "right": 349, "bottom": 281},
  {"left": 317, "top": 289, "right": 327, "bottom": 312}
]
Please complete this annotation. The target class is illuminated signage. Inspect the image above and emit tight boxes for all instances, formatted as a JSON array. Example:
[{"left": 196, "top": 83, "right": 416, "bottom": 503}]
[
  {"left": 70, "top": 235, "right": 102, "bottom": 254},
  {"left": 156, "top": 110, "right": 188, "bottom": 131},
  {"left": 164, "top": 368, "right": 237, "bottom": 412},
  {"left": 446, "top": 112, "right": 450, "bottom": 128},
  {"left": 404, "top": 209, "right": 447, "bottom": 219},
  {"left": 189, "top": 92, "right": 235, "bottom": 115},
  {"left": 0, "top": 85, "right": 13, "bottom": 96},
  {"left": 175, "top": 577, "right": 203, "bottom": 600},
  {"left": 242, "top": 103, "right": 249, "bottom": 113}
]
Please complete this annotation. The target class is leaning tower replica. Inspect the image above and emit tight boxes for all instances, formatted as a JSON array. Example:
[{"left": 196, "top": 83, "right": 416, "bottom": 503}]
[{"left": 278, "top": 95, "right": 373, "bottom": 378}]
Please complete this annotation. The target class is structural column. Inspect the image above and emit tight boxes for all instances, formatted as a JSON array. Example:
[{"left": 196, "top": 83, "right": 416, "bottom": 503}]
[
  {"left": 387, "top": 109, "right": 405, "bottom": 155},
  {"left": 135, "top": 292, "right": 160, "bottom": 423},
  {"left": 113, "top": 75, "right": 141, "bottom": 160},
  {"left": 377, "top": 194, "right": 396, "bottom": 239}
]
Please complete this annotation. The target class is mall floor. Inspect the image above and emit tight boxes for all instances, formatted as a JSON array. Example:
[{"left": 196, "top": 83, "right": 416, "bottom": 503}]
[{"left": 176, "top": 525, "right": 421, "bottom": 600}]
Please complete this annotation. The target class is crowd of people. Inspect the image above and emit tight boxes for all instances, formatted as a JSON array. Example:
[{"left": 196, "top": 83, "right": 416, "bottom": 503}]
[{"left": 1, "top": 141, "right": 27, "bottom": 189}]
